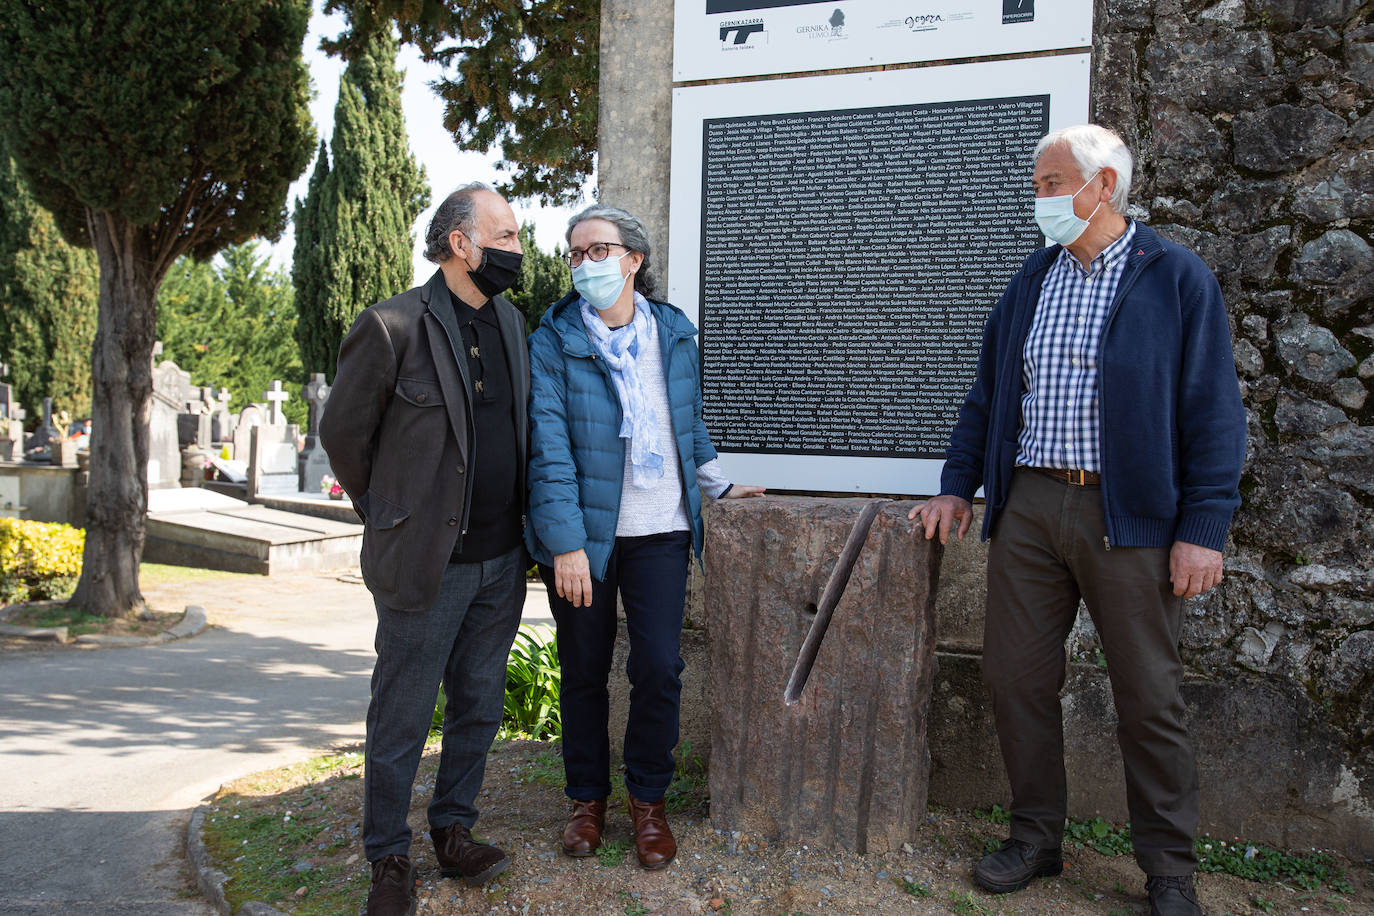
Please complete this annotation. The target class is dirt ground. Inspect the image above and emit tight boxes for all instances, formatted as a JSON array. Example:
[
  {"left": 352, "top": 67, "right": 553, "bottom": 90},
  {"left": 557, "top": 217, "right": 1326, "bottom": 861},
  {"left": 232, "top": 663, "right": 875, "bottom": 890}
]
[{"left": 201, "top": 739, "right": 1374, "bottom": 916}]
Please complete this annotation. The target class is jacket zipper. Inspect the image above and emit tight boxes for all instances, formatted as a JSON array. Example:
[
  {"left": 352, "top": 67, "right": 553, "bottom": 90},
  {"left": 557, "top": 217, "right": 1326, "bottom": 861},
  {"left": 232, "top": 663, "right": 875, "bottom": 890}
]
[{"left": 1095, "top": 243, "right": 1163, "bottom": 550}]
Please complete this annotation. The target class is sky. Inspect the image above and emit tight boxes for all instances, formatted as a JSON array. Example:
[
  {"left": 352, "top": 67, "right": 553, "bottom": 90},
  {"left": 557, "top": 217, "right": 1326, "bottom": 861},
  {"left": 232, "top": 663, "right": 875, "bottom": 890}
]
[{"left": 267, "top": 3, "right": 595, "bottom": 285}]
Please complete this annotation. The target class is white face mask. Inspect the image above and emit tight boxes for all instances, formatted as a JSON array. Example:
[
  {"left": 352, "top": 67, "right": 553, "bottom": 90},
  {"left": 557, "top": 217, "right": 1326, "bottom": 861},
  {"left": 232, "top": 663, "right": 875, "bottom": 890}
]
[
  {"left": 571, "top": 251, "right": 630, "bottom": 311},
  {"left": 1034, "top": 169, "right": 1102, "bottom": 246}
]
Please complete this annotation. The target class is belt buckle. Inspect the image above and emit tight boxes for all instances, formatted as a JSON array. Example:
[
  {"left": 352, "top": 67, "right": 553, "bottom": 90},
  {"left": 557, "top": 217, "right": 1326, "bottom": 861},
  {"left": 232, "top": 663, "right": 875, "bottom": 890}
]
[{"left": 1074, "top": 469, "right": 1085, "bottom": 486}]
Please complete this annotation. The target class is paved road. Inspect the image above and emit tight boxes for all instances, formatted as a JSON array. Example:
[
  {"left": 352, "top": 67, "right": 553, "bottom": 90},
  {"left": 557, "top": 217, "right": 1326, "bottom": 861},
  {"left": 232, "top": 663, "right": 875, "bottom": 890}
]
[{"left": 0, "top": 568, "right": 553, "bottom": 915}]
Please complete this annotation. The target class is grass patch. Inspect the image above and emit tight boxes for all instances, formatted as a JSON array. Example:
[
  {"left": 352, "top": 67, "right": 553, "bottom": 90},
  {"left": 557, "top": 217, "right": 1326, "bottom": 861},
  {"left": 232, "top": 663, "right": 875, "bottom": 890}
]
[
  {"left": 139, "top": 562, "right": 256, "bottom": 585},
  {"left": 897, "top": 877, "right": 933, "bottom": 897},
  {"left": 1196, "top": 836, "right": 1353, "bottom": 893},
  {"left": 1060, "top": 815, "right": 1353, "bottom": 894},
  {"left": 5, "top": 601, "right": 183, "bottom": 639},
  {"left": 973, "top": 803, "right": 1010, "bottom": 826},
  {"left": 947, "top": 889, "right": 992, "bottom": 915},
  {"left": 1064, "top": 816, "right": 1133, "bottom": 857},
  {"left": 513, "top": 748, "right": 565, "bottom": 788},
  {"left": 597, "top": 838, "right": 630, "bottom": 867},
  {"left": 664, "top": 739, "right": 708, "bottom": 816}
]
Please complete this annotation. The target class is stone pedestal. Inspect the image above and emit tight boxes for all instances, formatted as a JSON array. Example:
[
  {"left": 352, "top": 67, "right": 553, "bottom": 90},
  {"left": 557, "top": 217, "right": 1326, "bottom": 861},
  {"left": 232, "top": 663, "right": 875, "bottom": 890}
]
[{"left": 705, "top": 497, "right": 941, "bottom": 854}]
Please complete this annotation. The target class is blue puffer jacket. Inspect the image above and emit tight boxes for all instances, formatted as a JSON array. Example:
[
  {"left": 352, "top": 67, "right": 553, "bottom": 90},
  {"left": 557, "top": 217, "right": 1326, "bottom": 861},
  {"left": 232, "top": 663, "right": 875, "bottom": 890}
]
[{"left": 525, "top": 292, "right": 719, "bottom": 580}]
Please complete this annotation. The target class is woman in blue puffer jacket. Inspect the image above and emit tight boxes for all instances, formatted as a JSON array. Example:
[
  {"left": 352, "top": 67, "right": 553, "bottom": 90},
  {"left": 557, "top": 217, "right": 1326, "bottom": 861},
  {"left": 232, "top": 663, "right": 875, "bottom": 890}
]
[{"left": 526, "top": 204, "right": 764, "bottom": 870}]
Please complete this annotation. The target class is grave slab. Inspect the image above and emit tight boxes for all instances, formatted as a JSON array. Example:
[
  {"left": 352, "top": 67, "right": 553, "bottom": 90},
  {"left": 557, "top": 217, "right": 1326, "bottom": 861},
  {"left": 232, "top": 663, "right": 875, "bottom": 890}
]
[
  {"left": 705, "top": 497, "right": 940, "bottom": 854},
  {"left": 145, "top": 488, "right": 361, "bottom": 574}
]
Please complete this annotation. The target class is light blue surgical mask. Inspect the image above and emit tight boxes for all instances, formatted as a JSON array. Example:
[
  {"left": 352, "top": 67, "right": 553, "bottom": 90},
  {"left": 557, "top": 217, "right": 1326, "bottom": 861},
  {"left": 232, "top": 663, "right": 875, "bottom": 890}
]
[
  {"left": 571, "top": 252, "right": 630, "bottom": 311},
  {"left": 1034, "top": 169, "right": 1102, "bottom": 246}
]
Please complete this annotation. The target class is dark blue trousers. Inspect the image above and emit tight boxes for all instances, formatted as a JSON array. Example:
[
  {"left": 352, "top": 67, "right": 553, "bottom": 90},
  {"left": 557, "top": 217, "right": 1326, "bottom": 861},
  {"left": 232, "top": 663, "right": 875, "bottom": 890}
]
[{"left": 541, "top": 531, "right": 690, "bottom": 803}]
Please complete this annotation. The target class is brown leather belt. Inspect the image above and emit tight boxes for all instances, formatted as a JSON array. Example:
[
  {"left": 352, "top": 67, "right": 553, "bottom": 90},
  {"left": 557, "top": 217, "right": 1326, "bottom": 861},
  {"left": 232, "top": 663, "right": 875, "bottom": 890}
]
[{"left": 1028, "top": 466, "right": 1101, "bottom": 486}]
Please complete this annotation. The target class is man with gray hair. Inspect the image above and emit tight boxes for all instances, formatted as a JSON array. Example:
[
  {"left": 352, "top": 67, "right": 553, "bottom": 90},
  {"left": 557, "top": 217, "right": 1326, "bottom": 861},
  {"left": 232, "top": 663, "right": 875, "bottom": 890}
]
[
  {"left": 913, "top": 124, "right": 1245, "bottom": 916},
  {"left": 321, "top": 183, "right": 529, "bottom": 916}
]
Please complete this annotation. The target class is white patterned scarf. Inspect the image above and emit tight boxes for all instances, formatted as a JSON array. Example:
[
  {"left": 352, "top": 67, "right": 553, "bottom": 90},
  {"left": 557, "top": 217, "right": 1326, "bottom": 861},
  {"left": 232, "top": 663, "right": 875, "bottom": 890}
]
[{"left": 579, "top": 293, "right": 666, "bottom": 488}]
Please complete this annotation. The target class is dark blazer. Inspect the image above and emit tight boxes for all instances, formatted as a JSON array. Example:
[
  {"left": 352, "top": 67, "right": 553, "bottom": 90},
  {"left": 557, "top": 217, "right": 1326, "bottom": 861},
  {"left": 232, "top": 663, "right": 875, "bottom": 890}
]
[{"left": 320, "top": 269, "right": 531, "bottom": 611}]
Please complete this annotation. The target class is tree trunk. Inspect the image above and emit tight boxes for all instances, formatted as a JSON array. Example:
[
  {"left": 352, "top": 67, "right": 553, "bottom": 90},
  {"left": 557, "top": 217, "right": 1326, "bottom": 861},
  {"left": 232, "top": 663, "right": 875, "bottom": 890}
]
[{"left": 70, "top": 212, "right": 160, "bottom": 618}]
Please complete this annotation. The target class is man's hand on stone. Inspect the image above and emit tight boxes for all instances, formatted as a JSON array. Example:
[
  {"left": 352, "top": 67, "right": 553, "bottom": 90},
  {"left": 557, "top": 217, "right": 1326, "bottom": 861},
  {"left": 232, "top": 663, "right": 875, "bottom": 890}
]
[
  {"left": 1169, "top": 541, "right": 1224, "bottom": 598},
  {"left": 554, "top": 548, "right": 594, "bottom": 608},
  {"left": 909, "top": 495, "right": 974, "bottom": 545}
]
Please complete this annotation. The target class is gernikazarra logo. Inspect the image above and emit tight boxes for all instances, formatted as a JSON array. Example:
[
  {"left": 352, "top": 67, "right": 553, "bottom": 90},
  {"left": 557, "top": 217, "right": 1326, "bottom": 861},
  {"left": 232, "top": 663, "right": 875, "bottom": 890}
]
[
  {"left": 1003, "top": 0, "right": 1034, "bottom": 24},
  {"left": 720, "top": 18, "right": 765, "bottom": 45}
]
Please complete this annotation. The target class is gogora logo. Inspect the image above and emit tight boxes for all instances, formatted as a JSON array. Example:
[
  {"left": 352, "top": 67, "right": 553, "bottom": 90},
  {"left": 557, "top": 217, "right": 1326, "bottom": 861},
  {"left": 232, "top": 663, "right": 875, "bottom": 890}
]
[{"left": 905, "top": 13, "right": 944, "bottom": 31}]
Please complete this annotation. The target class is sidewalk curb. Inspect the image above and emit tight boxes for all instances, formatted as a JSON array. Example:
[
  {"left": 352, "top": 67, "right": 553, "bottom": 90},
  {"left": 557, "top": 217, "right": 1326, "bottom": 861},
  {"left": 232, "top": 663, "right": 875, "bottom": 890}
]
[
  {"left": 187, "top": 805, "right": 290, "bottom": 916},
  {"left": 73, "top": 604, "right": 208, "bottom": 646}
]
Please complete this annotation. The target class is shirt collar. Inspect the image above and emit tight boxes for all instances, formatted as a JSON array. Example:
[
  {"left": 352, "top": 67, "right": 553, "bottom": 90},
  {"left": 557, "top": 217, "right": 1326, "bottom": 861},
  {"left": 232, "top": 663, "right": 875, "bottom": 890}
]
[
  {"left": 1059, "top": 220, "right": 1136, "bottom": 280},
  {"left": 450, "top": 288, "right": 501, "bottom": 328}
]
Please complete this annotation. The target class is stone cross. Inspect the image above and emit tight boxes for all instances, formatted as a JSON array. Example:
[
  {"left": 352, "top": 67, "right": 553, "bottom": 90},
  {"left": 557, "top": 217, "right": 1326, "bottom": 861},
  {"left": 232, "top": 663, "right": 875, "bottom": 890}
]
[
  {"left": 264, "top": 381, "right": 290, "bottom": 426},
  {"left": 303, "top": 373, "right": 330, "bottom": 437}
]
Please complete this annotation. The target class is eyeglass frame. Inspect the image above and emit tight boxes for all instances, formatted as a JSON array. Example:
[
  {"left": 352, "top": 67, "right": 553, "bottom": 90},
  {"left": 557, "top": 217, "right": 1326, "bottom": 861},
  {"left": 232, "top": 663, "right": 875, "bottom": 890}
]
[{"left": 563, "top": 241, "right": 632, "bottom": 268}]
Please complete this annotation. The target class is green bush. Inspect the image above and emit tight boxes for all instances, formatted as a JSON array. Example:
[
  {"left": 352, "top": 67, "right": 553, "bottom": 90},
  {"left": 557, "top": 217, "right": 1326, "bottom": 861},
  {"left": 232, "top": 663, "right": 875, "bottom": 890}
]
[
  {"left": 431, "top": 625, "right": 562, "bottom": 741},
  {"left": 0, "top": 518, "right": 83, "bottom": 604},
  {"left": 503, "top": 626, "right": 561, "bottom": 740}
]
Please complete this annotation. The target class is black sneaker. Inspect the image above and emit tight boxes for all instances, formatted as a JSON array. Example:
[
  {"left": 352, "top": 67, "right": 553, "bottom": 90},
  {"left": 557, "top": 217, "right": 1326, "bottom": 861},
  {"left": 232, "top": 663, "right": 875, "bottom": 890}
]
[
  {"left": 973, "top": 838, "right": 1064, "bottom": 893},
  {"left": 366, "top": 853, "right": 416, "bottom": 916},
  {"left": 1147, "top": 874, "right": 1201, "bottom": 916}
]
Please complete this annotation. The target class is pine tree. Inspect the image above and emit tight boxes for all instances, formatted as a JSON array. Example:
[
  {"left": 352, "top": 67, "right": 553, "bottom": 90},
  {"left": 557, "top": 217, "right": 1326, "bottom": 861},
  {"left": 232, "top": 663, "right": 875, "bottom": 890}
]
[
  {"left": 158, "top": 243, "right": 307, "bottom": 427},
  {"left": 0, "top": 0, "right": 315, "bottom": 618},
  {"left": 293, "top": 30, "right": 429, "bottom": 379},
  {"left": 0, "top": 152, "right": 99, "bottom": 422},
  {"left": 325, "top": 0, "right": 598, "bottom": 205},
  {"left": 505, "top": 223, "right": 570, "bottom": 333}
]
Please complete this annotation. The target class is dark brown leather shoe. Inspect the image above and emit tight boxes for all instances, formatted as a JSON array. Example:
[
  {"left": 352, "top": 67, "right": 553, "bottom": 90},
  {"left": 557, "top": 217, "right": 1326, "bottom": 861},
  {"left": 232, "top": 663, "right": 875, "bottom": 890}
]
[
  {"left": 973, "top": 838, "right": 1063, "bottom": 893},
  {"left": 627, "top": 795, "right": 677, "bottom": 869},
  {"left": 561, "top": 799, "right": 607, "bottom": 857},
  {"left": 366, "top": 853, "right": 416, "bottom": 916},
  {"left": 430, "top": 822, "right": 511, "bottom": 886}
]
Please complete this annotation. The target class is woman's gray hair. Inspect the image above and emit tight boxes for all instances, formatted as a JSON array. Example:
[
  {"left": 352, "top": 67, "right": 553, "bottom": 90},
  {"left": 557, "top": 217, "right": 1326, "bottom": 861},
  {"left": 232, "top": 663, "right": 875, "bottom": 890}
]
[
  {"left": 566, "top": 204, "right": 656, "bottom": 297},
  {"left": 1033, "top": 125, "right": 1133, "bottom": 213},
  {"left": 423, "top": 182, "right": 493, "bottom": 263}
]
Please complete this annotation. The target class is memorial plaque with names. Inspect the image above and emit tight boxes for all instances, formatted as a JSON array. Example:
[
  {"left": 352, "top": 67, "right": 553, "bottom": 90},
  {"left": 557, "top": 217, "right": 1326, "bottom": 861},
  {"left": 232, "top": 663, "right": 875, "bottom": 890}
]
[{"left": 698, "top": 95, "right": 1048, "bottom": 461}]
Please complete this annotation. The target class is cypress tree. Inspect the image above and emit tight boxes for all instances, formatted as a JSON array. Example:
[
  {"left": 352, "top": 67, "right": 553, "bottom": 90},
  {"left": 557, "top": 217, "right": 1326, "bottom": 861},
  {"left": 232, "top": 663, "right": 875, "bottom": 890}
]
[
  {"left": 505, "top": 223, "right": 570, "bottom": 333},
  {"left": 293, "top": 30, "right": 429, "bottom": 379},
  {"left": 0, "top": 152, "right": 99, "bottom": 422},
  {"left": 0, "top": 0, "right": 315, "bottom": 618}
]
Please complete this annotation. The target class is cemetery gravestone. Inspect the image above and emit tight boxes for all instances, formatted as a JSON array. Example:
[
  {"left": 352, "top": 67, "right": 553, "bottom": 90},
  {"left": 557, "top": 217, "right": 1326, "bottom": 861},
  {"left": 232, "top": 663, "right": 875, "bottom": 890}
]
[
  {"left": 248, "top": 422, "right": 301, "bottom": 499},
  {"left": 231, "top": 404, "right": 265, "bottom": 462},
  {"left": 298, "top": 374, "right": 333, "bottom": 492}
]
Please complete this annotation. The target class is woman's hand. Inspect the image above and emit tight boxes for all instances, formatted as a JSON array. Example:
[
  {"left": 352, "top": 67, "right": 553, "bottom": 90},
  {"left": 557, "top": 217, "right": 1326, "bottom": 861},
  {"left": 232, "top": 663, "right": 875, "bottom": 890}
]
[
  {"left": 553, "top": 548, "right": 594, "bottom": 608},
  {"left": 721, "top": 485, "right": 766, "bottom": 498}
]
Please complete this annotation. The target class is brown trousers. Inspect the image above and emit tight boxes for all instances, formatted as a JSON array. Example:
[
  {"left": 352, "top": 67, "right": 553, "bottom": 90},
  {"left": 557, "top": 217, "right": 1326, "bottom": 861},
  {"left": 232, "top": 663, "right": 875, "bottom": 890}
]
[{"left": 984, "top": 467, "right": 1199, "bottom": 876}]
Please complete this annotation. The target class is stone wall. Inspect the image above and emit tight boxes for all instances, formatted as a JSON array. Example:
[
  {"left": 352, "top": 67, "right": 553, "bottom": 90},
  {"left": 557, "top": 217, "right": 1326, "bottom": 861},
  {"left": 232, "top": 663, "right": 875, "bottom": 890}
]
[{"left": 598, "top": 0, "right": 1374, "bottom": 855}]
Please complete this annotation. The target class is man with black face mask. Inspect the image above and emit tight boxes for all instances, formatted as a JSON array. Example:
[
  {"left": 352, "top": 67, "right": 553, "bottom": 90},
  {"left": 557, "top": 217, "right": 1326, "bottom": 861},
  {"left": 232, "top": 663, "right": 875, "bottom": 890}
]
[{"left": 321, "top": 182, "right": 530, "bottom": 916}]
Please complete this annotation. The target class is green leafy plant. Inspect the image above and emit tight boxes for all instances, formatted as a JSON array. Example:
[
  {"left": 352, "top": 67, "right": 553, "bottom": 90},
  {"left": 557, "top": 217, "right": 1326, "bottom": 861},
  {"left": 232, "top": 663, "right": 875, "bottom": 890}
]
[
  {"left": 664, "top": 739, "right": 708, "bottom": 815},
  {"left": 502, "top": 626, "right": 561, "bottom": 740},
  {"left": 897, "top": 878, "right": 933, "bottom": 897},
  {"left": 1064, "top": 816, "right": 1133, "bottom": 856},
  {"left": 1195, "top": 836, "right": 1352, "bottom": 892},
  {"left": 431, "top": 626, "right": 562, "bottom": 740},
  {"left": 947, "top": 889, "right": 991, "bottom": 915},
  {"left": 974, "top": 804, "right": 1011, "bottom": 825},
  {"left": 597, "top": 838, "right": 629, "bottom": 867}
]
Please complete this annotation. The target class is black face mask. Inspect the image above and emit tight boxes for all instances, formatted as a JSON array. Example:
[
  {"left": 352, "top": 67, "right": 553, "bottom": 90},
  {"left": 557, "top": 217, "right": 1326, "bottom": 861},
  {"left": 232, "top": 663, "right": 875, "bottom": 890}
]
[{"left": 467, "top": 246, "right": 523, "bottom": 298}]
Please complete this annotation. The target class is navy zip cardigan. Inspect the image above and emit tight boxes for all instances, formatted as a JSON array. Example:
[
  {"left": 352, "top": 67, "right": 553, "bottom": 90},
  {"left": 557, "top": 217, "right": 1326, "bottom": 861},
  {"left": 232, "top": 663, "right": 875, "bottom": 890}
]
[{"left": 939, "top": 222, "right": 1246, "bottom": 552}]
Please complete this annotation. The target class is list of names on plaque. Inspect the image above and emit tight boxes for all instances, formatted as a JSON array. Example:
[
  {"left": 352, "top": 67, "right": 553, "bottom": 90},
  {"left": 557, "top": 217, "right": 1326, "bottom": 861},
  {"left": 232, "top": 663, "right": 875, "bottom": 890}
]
[{"left": 700, "top": 96, "right": 1049, "bottom": 458}]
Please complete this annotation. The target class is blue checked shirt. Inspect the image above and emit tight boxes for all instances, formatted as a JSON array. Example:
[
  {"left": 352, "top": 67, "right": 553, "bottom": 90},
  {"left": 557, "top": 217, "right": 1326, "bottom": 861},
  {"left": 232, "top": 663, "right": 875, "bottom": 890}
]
[{"left": 1016, "top": 221, "right": 1138, "bottom": 473}]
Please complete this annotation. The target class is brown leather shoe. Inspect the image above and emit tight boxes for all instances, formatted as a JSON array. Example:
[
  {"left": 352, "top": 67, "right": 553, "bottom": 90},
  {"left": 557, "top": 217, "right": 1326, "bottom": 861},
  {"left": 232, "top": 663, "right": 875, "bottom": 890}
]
[
  {"left": 366, "top": 853, "right": 416, "bottom": 916},
  {"left": 561, "top": 799, "right": 607, "bottom": 857},
  {"left": 627, "top": 795, "right": 676, "bottom": 869},
  {"left": 430, "top": 822, "right": 511, "bottom": 886}
]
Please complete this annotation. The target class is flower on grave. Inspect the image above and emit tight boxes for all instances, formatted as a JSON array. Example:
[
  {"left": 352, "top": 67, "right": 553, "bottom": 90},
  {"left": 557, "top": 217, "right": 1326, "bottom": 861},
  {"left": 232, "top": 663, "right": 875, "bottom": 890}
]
[{"left": 320, "top": 474, "right": 343, "bottom": 496}]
